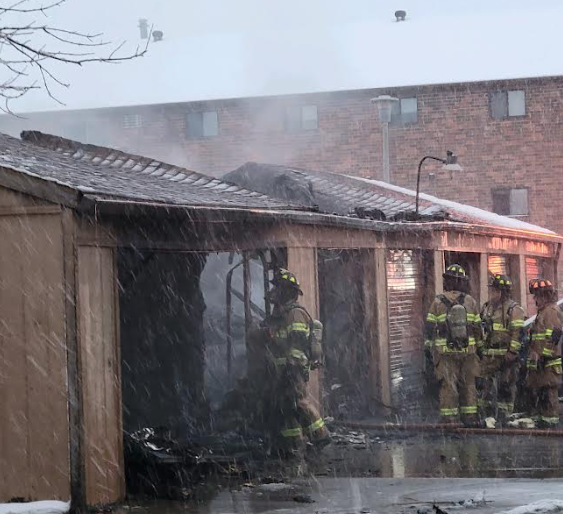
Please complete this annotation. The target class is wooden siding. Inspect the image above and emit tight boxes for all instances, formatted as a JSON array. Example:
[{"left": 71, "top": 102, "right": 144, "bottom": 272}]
[
  {"left": 0, "top": 212, "right": 69, "bottom": 501},
  {"left": 0, "top": 187, "right": 52, "bottom": 209},
  {"left": 77, "top": 246, "right": 124, "bottom": 506}
]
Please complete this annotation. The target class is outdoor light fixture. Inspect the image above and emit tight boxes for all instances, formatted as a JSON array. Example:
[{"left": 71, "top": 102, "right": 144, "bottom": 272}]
[
  {"left": 415, "top": 151, "right": 462, "bottom": 216},
  {"left": 371, "top": 95, "right": 399, "bottom": 183}
]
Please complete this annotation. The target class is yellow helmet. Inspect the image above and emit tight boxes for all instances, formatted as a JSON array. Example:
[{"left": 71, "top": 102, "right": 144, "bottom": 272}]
[
  {"left": 271, "top": 268, "right": 303, "bottom": 295},
  {"left": 443, "top": 264, "right": 469, "bottom": 281},
  {"left": 489, "top": 274, "right": 512, "bottom": 291}
]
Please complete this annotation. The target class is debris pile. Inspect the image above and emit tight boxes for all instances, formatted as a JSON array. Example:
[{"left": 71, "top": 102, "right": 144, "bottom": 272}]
[
  {"left": 407, "top": 490, "right": 489, "bottom": 513},
  {"left": 124, "top": 427, "right": 266, "bottom": 498}
]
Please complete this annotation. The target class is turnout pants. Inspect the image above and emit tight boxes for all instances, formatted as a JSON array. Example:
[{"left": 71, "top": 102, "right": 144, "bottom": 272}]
[
  {"left": 478, "top": 356, "right": 519, "bottom": 418},
  {"left": 434, "top": 353, "right": 479, "bottom": 422},
  {"left": 527, "top": 368, "right": 561, "bottom": 426},
  {"left": 275, "top": 364, "right": 329, "bottom": 449}
]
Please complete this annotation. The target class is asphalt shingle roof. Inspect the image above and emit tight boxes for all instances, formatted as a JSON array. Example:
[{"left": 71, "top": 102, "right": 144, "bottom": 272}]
[
  {"left": 224, "top": 162, "right": 554, "bottom": 234},
  {"left": 0, "top": 131, "right": 294, "bottom": 210}
]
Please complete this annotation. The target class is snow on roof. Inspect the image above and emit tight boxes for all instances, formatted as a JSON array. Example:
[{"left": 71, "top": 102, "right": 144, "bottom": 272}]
[
  {"left": 349, "top": 175, "right": 555, "bottom": 235},
  {"left": 225, "top": 162, "right": 556, "bottom": 236},
  {"left": 12, "top": 1, "right": 563, "bottom": 113}
]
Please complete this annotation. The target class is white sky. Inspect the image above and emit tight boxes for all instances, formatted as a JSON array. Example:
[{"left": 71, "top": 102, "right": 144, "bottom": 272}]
[{"left": 3, "top": 0, "right": 563, "bottom": 112}]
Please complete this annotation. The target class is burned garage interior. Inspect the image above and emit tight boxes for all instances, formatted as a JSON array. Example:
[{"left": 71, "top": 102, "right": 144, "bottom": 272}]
[{"left": 0, "top": 132, "right": 562, "bottom": 509}]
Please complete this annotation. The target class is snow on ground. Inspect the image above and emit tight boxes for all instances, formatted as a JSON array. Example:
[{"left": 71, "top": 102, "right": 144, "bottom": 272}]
[
  {"left": 499, "top": 500, "right": 563, "bottom": 514},
  {"left": 0, "top": 502, "right": 69, "bottom": 514}
]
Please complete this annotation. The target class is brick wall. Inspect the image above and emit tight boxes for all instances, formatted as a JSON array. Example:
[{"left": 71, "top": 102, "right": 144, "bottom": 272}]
[{"left": 2, "top": 76, "right": 563, "bottom": 236}]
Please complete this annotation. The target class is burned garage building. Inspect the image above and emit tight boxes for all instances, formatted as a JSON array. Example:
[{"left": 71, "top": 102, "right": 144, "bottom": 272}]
[{"left": 0, "top": 132, "right": 561, "bottom": 508}]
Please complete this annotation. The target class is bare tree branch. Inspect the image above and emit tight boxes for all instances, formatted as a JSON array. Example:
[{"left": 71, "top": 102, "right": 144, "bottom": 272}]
[
  {"left": 0, "top": 0, "right": 65, "bottom": 15},
  {"left": 0, "top": 0, "right": 149, "bottom": 111}
]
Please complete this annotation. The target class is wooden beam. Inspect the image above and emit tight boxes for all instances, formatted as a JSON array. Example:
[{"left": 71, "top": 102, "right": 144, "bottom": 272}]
[
  {"left": 480, "top": 253, "right": 489, "bottom": 307},
  {"left": 433, "top": 251, "right": 444, "bottom": 295},
  {"left": 61, "top": 209, "right": 85, "bottom": 510},
  {"left": 361, "top": 249, "right": 392, "bottom": 412},
  {"left": 287, "top": 246, "right": 322, "bottom": 409},
  {"left": 374, "top": 248, "right": 391, "bottom": 409},
  {"left": 0, "top": 205, "right": 61, "bottom": 216},
  {"left": 243, "top": 253, "right": 252, "bottom": 343},
  {"left": 111, "top": 247, "right": 125, "bottom": 504},
  {"left": 516, "top": 254, "right": 528, "bottom": 313}
]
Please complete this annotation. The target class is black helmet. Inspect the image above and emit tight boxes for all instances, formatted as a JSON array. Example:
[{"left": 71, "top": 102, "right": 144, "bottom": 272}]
[
  {"left": 489, "top": 274, "right": 512, "bottom": 291},
  {"left": 271, "top": 268, "right": 303, "bottom": 295},
  {"left": 529, "top": 278, "right": 554, "bottom": 295},
  {"left": 443, "top": 264, "right": 469, "bottom": 281}
]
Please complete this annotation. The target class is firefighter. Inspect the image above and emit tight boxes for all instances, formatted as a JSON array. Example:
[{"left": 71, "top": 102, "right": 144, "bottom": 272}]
[
  {"left": 424, "top": 264, "right": 482, "bottom": 426},
  {"left": 527, "top": 278, "right": 562, "bottom": 428},
  {"left": 265, "top": 268, "right": 330, "bottom": 454},
  {"left": 477, "top": 274, "right": 526, "bottom": 423}
]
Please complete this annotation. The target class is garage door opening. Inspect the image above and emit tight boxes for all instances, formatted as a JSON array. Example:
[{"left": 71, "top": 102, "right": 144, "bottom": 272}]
[
  {"left": 387, "top": 249, "right": 432, "bottom": 416},
  {"left": 117, "top": 247, "right": 284, "bottom": 498},
  {"left": 318, "top": 249, "right": 369, "bottom": 419}
]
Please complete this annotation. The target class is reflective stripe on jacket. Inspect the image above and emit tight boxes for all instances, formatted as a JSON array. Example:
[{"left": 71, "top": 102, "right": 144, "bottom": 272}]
[
  {"left": 268, "top": 303, "right": 312, "bottom": 368},
  {"left": 480, "top": 300, "right": 526, "bottom": 355},
  {"left": 424, "top": 290, "right": 481, "bottom": 354},
  {"left": 529, "top": 302, "right": 563, "bottom": 370}
]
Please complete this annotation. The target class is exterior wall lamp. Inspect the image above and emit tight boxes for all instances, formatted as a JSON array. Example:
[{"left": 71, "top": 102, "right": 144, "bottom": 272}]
[{"left": 416, "top": 151, "right": 462, "bottom": 215}]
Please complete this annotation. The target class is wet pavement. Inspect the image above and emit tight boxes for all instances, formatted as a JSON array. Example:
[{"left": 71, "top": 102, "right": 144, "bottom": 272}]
[
  {"left": 120, "top": 478, "right": 563, "bottom": 514},
  {"left": 313, "top": 429, "right": 563, "bottom": 479},
  {"left": 122, "top": 429, "right": 563, "bottom": 513}
]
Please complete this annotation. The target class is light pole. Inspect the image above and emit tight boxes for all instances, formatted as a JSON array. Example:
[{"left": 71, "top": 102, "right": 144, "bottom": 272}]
[
  {"left": 371, "top": 95, "right": 399, "bottom": 183},
  {"left": 416, "top": 151, "right": 462, "bottom": 215}
]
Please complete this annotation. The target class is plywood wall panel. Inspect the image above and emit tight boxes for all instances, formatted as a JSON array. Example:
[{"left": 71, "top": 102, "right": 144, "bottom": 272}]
[
  {"left": 0, "top": 213, "right": 69, "bottom": 501},
  {"left": 77, "top": 246, "right": 124, "bottom": 506}
]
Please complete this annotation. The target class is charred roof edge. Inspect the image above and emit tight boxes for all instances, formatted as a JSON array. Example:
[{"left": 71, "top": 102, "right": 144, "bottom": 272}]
[{"left": 87, "top": 198, "right": 563, "bottom": 244}]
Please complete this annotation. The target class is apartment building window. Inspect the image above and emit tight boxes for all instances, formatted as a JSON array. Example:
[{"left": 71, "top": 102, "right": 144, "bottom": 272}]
[
  {"left": 489, "top": 90, "right": 526, "bottom": 119},
  {"left": 122, "top": 113, "right": 143, "bottom": 129},
  {"left": 391, "top": 97, "right": 418, "bottom": 124},
  {"left": 285, "top": 105, "right": 318, "bottom": 132},
  {"left": 492, "top": 188, "right": 529, "bottom": 216},
  {"left": 186, "top": 111, "right": 218, "bottom": 138}
]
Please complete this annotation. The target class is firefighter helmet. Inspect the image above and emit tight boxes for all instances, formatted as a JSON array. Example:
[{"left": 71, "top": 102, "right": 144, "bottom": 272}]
[
  {"left": 528, "top": 278, "right": 554, "bottom": 295},
  {"left": 489, "top": 274, "right": 512, "bottom": 291},
  {"left": 443, "top": 264, "right": 469, "bottom": 281},
  {"left": 271, "top": 268, "right": 303, "bottom": 295}
]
